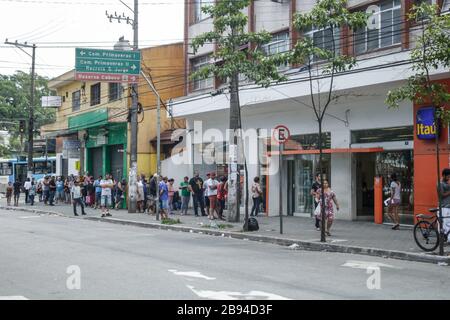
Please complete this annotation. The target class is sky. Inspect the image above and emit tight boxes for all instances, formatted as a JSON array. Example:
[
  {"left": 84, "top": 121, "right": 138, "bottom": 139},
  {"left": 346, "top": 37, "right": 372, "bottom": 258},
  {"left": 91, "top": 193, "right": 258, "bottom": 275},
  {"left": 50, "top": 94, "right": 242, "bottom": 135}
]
[{"left": 0, "top": 0, "right": 185, "bottom": 79}]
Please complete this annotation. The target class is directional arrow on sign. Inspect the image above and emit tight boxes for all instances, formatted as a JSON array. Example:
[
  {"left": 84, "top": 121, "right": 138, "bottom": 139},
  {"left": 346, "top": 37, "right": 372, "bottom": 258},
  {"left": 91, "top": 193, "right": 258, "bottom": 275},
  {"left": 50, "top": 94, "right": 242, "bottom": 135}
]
[
  {"left": 131, "top": 64, "right": 137, "bottom": 70},
  {"left": 80, "top": 50, "right": 86, "bottom": 56}
]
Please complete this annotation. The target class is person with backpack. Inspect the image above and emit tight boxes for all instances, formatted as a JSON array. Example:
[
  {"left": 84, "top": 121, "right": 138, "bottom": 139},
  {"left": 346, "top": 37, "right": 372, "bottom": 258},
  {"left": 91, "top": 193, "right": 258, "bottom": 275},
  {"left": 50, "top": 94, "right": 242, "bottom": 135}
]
[
  {"left": 148, "top": 173, "right": 158, "bottom": 214},
  {"left": 48, "top": 176, "right": 57, "bottom": 206}
]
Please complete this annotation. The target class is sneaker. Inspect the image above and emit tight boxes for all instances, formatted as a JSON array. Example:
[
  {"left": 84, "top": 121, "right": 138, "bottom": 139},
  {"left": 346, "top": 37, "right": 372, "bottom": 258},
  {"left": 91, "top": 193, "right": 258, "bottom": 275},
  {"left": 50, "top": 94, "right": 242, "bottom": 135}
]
[
  {"left": 82, "top": 212, "right": 86, "bottom": 216},
  {"left": 74, "top": 213, "right": 79, "bottom": 216},
  {"left": 106, "top": 213, "right": 112, "bottom": 217},
  {"left": 316, "top": 228, "right": 321, "bottom": 231},
  {"left": 101, "top": 214, "right": 106, "bottom": 218}
]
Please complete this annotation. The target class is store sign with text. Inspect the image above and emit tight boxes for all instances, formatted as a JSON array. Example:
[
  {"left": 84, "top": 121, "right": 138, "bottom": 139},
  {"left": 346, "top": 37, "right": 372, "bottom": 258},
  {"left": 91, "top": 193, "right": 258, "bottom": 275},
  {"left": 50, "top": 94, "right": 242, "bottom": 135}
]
[{"left": 416, "top": 106, "right": 437, "bottom": 140}]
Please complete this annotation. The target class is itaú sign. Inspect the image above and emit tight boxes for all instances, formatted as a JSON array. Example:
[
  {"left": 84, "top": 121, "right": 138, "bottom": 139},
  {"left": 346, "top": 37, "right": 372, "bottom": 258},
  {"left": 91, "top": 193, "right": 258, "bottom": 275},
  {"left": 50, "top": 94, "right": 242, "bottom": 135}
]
[{"left": 416, "top": 106, "right": 437, "bottom": 140}]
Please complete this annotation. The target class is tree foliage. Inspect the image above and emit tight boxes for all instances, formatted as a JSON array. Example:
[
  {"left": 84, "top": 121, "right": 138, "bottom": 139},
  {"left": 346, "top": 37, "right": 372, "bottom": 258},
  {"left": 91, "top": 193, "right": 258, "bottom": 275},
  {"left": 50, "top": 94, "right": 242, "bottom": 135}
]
[
  {"left": 190, "top": 0, "right": 290, "bottom": 88},
  {"left": 386, "top": 3, "right": 450, "bottom": 122},
  {"left": 0, "top": 71, "right": 55, "bottom": 157}
]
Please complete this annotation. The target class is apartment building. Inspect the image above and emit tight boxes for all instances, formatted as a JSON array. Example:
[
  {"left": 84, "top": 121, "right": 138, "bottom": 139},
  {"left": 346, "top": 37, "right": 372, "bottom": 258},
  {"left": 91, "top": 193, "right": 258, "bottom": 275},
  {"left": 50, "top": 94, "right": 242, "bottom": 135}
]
[{"left": 170, "top": 0, "right": 450, "bottom": 224}]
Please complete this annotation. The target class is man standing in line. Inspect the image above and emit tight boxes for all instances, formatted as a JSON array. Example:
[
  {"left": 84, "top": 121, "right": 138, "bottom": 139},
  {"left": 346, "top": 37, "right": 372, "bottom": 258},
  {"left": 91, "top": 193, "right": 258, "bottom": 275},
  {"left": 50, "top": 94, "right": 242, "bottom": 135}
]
[
  {"left": 159, "top": 176, "right": 169, "bottom": 220},
  {"left": 311, "top": 173, "right": 322, "bottom": 231},
  {"left": 205, "top": 172, "right": 220, "bottom": 220},
  {"left": 13, "top": 179, "right": 22, "bottom": 207},
  {"left": 42, "top": 176, "right": 50, "bottom": 205},
  {"left": 188, "top": 171, "right": 206, "bottom": 217},
  {"left": 180, "top": 176, "right": 191, "bottom": 215},
  {"left": 48, "top": 176, "right": 57, "bottom": 206},
  {"left": 203, "top": 173, "right": 211, "bottom": 215},
  {"left": 94, "top": 176, "right": 102, "bottom": 209},
  {"left": 55, "top": 177, "right": 64, "bottom": 204},
  {"left": 100, "top": 173, "right": 114, "bottom": 218},
  {"left": 71, "top": 179, "right": 86, "bottom": 216},
  {"left": 24, "top": 178, "right": 31, "bottom": 204}
]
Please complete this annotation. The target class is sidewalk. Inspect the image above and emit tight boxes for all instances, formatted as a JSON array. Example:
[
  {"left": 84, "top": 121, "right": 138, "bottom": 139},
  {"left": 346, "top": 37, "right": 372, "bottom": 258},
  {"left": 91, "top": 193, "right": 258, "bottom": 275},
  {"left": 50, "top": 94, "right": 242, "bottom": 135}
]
[{"left": 1, "top": 197, "right": 449, "bottom": 264}]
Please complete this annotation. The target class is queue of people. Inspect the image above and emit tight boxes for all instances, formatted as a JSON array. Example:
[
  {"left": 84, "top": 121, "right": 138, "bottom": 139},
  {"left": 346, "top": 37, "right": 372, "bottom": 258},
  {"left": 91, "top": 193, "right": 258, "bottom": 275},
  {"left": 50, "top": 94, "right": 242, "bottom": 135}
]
[{"left": 4, "top": 171, "right": 269, "bottom": 222}]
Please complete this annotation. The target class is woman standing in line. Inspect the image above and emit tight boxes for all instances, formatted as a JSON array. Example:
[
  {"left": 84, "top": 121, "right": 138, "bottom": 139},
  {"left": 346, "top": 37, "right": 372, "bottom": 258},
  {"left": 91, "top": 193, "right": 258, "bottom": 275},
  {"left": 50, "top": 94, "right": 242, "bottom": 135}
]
[
  {"left": 388, "top": 173, "right": 402, "bottom": 230},
  {"left": 315, "top": 179, "right": 340, "bottom": 236},
  {"left": 167, "top": 178, "right": 175, "bottom": 215},
  {"left": 250, "top": 177, "right": 263, "bottom": 217}
]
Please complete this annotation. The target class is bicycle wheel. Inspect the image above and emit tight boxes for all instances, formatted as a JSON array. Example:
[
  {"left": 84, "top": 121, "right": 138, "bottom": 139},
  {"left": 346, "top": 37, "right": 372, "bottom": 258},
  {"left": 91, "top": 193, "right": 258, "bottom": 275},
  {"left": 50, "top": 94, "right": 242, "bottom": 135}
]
[{"left": 414, "top": 220, "right": 440, "bottom": 252}]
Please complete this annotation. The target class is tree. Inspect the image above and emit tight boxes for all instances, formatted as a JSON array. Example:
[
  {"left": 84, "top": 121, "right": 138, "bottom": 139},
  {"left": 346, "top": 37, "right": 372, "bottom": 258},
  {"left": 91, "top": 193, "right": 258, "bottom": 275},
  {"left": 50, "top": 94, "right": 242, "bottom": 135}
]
[
  {"left": 190, "top": 0, "right": 289, "bottom": 227},
  {"left": 290, "top": 0, "right": 367, "bottom": 242},
  {"left": 386, "top": 3, "right": 450, "bottom": 255},
  {"left": 0, "top": 71, "right": 55, "bottom": 157}
]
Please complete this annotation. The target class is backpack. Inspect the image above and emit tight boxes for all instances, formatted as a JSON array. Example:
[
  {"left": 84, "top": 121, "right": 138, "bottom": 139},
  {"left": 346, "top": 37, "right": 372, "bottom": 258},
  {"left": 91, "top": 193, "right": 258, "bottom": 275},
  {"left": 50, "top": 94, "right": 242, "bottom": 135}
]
[{"left": 247, "top": 217, "right": 259, "bottom": 232}]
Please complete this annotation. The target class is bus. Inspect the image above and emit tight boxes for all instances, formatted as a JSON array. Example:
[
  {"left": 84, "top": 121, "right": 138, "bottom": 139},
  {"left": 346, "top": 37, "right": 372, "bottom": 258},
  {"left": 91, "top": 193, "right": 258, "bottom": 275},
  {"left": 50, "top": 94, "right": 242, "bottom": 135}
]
[{"left": 0, "top": 157, "right": 56, "bottom": 192}]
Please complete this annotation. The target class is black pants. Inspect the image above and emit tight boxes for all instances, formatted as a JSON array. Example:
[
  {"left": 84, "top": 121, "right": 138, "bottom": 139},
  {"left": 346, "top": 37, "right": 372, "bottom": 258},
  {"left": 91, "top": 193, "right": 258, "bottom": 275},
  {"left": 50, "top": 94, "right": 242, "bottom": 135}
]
[
  {"left": 73, "top": 198, "right": 85, "bottom": 215},
  {"left": 314, "top": 201, "right": 320, "bottom": 228},
  {"left": 49, "top": 191, "right": 55, "bottom": 205},
  {"left": 192, "top": 193, "right": 206, "bottom": 216},
  {"left": 251, "top": 197, "right": 261, "bottom": 216},
  {"left": 25, "top": 190, "right": 29, "bottom": 203},
  {"left": 29, "top": 195, "right": 35, "bottom": 205}
]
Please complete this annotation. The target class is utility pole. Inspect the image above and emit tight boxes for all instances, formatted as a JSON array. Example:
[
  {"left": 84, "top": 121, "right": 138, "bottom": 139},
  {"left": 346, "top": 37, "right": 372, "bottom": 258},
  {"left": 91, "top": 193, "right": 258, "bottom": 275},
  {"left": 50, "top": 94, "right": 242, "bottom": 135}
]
[
  {"left": 140, "top": 71, "right": 161, "bottom": 220},
  {"left": 106, "top": 0, "right": 139, "bottom": 213},
  {"left": 4, "top": 39, "right": 36, "bottom": 179}
]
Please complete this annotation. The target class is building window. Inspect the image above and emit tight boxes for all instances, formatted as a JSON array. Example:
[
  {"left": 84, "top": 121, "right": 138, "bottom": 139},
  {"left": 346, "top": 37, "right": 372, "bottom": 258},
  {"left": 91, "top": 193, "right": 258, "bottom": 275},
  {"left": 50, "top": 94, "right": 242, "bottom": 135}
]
[
  {"left": 194, "top": 0, "right": 210, "bottom": 23},
  {"left": 304, "top": 26, "right": 341, "bottom": 61},
  {"left": 443, "top": 0, "right": 450, "bottom": 13},
  {"left": 261, "top": 31, "right": 290, "bottom": 70},
  {"left": 90, "top": 83, "right": 101, "bottom": 106},
  {"left": 72, "top": 90, "right": 81, "bottom": 111},
  {"left": 351, "top": 126, "right": 413, "bottom": 144},
  {"left": 191, "top": 55, "right": 213, "bottom": 91},
  {"left": 354, "top": 0, "right": 402, "bottom": 55},
  {"left": 109, "top": 83, "right": 122, "bottom": 102},
  {"left": 286, "top": 132, "right": 332, "bottom": 150}
]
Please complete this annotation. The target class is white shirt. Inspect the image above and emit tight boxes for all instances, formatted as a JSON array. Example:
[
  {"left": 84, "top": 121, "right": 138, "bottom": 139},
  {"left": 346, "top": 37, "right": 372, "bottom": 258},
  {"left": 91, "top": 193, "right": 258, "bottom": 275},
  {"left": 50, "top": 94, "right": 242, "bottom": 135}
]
[
  {"left": 206, "top": 178, "right": 219, "bottom": 196},
  {"left": 24, "top": 181, "right": 32, "bottom": 190},
  {"left": 71, "top": 186, "right": 82, "bottom": 199},
  {"left": 100, "top": 179, "right": 113, "bottom": 196},
  {"left": 390, "top": 181, "right": 401, "bottom": 200}
]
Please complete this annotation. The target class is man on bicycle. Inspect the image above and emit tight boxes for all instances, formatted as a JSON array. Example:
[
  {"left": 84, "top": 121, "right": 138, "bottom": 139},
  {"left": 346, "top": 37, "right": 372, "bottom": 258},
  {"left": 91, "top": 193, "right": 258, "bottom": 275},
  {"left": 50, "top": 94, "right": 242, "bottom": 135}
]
[{"left": 439, "top": 168, "right": 450, "bottom": 243}]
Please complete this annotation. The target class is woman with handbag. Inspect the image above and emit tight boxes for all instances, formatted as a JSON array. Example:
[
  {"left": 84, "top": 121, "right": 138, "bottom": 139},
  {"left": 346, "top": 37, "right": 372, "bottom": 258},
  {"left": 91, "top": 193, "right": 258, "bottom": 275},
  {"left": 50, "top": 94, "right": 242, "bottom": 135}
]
[{"left": 315, "top": 179, "right": 340, "bottom": 236}]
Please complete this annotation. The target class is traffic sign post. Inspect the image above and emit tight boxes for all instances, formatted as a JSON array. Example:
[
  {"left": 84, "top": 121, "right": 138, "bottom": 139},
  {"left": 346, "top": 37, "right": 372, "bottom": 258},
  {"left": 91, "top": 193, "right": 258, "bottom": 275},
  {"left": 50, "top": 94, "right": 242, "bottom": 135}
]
[
  {"left": 75, "top": 48, "right": 141, "bottom": 83},
  {"left": 273, "top": 125, "right": 290, "bottom": 235}
]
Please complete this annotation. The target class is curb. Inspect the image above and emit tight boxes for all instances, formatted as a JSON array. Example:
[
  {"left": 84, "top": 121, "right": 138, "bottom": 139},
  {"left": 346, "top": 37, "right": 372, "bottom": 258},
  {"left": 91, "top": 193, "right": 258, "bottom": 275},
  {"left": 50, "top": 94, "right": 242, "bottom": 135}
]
[{"left": 2, "top": 205, "right": 449, "bottom": 265}]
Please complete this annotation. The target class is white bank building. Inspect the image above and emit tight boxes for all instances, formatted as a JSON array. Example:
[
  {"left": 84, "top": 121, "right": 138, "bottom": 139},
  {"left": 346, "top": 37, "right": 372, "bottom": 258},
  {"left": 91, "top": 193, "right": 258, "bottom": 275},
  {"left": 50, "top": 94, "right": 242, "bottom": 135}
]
[{"left": 165, "top": 0, "right": 450, "bottom": 224}]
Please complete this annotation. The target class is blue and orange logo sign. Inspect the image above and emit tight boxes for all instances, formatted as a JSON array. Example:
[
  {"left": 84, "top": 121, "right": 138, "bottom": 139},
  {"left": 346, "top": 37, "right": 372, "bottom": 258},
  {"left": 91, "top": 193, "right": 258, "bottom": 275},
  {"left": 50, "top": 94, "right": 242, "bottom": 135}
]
[{"left": 416, "top": 106, "right": 437, "bottom": 140}]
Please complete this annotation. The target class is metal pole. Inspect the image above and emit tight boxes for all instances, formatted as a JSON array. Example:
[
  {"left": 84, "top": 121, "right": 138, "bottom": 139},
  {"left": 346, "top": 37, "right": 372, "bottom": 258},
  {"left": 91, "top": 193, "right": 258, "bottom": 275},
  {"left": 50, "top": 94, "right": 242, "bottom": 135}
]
[
  {"left": 128, "top": 0, "right": 139, "bottom": 213},
  {"left": 279, "top": 142, "right": 283, "bottom": 234},
  {"left": 27, "top": 44, "right": 36, "bottom": 179},
  {"left": 140, "top": 70, "right": 161, "bottom": 220},
  {"left": 156, "top": 95, "right": 161, "bottom": 220}
]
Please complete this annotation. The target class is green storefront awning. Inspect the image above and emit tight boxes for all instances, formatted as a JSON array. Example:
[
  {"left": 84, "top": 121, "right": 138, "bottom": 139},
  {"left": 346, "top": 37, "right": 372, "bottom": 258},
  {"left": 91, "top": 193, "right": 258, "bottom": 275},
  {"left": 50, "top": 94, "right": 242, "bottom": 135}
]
[{"left": 68, "top": 108, "right": 108, "bottom": 130}]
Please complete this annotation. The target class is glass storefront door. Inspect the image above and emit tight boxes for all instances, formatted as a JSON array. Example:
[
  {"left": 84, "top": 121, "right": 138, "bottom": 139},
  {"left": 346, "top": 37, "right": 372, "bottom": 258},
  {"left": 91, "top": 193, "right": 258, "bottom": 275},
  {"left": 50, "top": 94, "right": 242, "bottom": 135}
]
[
  {"left": 287, "top": 154, "right": 331, "bottom": 216},
  {"left": 355, "top": 150, "right": 414, "bottom": 224}
]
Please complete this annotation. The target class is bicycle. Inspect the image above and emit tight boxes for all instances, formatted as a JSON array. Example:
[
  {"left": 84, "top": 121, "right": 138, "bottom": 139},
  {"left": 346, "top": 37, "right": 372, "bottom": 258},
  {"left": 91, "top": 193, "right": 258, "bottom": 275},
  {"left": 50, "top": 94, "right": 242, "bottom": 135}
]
[{"left": 413, "top": 208, "right": 449, "bottom": 252}]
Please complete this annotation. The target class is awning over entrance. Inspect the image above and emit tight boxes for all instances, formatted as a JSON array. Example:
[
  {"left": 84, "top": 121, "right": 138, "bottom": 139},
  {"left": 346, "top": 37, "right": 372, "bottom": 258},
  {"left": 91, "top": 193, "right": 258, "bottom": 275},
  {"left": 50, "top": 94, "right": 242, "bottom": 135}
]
[
  {"left": 150, "top": 129, "right": 184, "bottom": 146},
  {"left": 268, "top": 147, "right": 384, "bottom": 156}
]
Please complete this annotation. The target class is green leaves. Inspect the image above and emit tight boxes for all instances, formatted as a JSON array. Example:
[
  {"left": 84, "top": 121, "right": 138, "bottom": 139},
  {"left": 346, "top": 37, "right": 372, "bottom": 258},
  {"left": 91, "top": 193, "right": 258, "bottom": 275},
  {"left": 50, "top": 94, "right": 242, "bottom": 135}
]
[
  {"left": 190, "top": 0, "right": 289, "bottom": 89},
  {"left": 385, "top": 3, "right": 450, "bottom": 122}
]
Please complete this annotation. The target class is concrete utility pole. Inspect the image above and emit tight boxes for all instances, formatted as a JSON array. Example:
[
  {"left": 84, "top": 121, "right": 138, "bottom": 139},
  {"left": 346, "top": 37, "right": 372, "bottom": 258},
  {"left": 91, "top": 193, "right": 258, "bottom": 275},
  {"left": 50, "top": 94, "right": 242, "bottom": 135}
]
[
  {"left": 106, "top": 0, "right": 139, "bottom": 213},
  {"left": 140, "top": 71, "right": 161, "bottom": 220},
  {"left": 4, "top": 39, "right": 36, "bottom": 179}
]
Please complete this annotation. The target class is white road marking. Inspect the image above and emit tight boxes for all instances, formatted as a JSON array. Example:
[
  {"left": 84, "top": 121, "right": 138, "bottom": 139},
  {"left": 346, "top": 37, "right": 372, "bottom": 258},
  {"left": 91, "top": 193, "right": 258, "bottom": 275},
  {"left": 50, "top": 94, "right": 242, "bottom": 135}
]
[
  {"left": 330, "top": 239, "right": 348, "bottom": 243},
  {"left": 342, "top": 260, "right": 401, "bottom": 269},
  {"left": 168, "top": 269, "right": 216, "bottom": 280},
  {"left": 19, "top": 216, "right": 41, "bottom": 219},
  {"left": 0, "top": 296, "right": 29, "bottom": 300},
  {"left": 187, "top": 285, "right": 290, "bottom": 300}
]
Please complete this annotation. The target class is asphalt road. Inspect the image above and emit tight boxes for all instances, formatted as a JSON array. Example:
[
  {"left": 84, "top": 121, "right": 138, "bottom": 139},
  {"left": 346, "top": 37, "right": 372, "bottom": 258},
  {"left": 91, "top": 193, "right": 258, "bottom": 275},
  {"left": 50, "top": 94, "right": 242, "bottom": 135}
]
[{"left": 0, "top": 208, "right": 448, "bottom": 300}]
